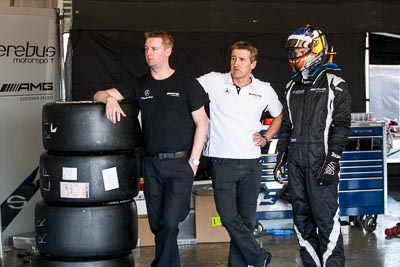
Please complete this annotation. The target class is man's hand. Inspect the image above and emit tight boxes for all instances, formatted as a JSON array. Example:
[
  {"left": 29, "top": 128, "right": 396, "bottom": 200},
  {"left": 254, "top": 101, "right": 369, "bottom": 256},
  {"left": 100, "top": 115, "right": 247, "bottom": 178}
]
[
  {"left": 93, "top": 89, "right": 126, "bottom": 123},
  {"left": 105, "top": 97, "right": 126, "bottom": 123},
  {"left": 252, "top": 132, "right": 269, "bottom": 147},
  {"left": 273, "top": 150, "right": 287, "bottom": 184},
  {"left": 317, "top": 151, "right": 341, "bottom": 186},
  {"left": 188, "top": 160, "right": 199, "bottom": 176}
]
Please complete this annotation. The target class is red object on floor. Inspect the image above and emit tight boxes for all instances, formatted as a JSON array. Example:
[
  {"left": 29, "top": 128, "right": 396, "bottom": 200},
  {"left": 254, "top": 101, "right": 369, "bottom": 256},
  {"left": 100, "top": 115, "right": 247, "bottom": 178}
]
[{"left": 385, "top": 223, "right": 400, "bottom": 236}]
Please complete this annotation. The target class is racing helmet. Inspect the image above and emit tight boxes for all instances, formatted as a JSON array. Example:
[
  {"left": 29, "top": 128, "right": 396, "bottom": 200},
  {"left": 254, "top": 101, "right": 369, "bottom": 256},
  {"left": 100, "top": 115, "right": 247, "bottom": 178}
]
[{"left": 286, "top": 24, "right": 328, "bottom": 72}]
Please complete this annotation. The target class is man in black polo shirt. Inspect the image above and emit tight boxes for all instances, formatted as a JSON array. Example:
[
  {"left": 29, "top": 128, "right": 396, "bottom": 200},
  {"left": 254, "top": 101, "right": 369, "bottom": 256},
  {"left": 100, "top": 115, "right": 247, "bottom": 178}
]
[{"left": 94, "top": 31, "right": 209, "bottom": 267}]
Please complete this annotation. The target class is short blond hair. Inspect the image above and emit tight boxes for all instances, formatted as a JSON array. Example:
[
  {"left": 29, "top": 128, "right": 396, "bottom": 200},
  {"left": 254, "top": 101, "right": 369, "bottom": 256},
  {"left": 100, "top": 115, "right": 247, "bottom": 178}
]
[{"left": 144, "top": 30, "right": 174, "bottom": 49}]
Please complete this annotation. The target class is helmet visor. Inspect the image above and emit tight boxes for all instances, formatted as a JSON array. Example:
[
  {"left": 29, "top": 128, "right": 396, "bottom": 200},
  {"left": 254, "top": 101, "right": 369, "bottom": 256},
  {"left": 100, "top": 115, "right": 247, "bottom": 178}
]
[{"left": 286, "top": 35, "right": 312, "bottom": 49}]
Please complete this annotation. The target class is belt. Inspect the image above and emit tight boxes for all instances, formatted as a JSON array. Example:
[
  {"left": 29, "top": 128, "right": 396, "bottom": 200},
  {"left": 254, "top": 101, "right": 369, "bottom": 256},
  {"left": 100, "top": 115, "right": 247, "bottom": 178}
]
[{"left": 146, "top": 151, "right": 188, "bottom": 160}]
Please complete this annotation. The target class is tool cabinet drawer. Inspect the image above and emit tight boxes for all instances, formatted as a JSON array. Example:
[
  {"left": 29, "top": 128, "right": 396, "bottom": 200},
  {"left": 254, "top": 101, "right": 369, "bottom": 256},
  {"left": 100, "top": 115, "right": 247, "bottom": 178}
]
[
  {"left": 339, "top": 178, "right": 383, "bottom": 190},
  {"left": 339, "top": 189, "right": 384, "bottom": 207}
]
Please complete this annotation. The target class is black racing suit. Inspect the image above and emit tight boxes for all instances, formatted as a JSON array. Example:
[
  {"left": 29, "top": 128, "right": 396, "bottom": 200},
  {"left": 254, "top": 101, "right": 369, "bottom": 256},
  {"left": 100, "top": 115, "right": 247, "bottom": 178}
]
[{"left": 277, "top": 66, "right": 351, "bottom": 267}]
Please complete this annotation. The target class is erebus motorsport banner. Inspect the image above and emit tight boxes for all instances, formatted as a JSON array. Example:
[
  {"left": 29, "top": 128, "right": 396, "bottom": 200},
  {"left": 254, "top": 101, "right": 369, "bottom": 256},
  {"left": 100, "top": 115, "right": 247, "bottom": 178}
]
[{"left": 0, "top": 7, "right": 59, "bottom": 245}]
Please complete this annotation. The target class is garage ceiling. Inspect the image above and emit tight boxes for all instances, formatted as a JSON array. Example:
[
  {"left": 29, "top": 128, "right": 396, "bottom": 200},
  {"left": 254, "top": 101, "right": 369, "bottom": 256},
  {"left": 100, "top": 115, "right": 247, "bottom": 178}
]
[{"left": 72, "top": 0, "right": 400, "bottom": 33}]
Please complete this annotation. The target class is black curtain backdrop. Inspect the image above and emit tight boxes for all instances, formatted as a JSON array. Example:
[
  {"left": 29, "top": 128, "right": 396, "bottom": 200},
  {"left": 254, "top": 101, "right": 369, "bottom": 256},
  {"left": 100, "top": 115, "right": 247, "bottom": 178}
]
[
  {"left": 370, "top": 34, "right": 400, "bottom": 65},
  {"left": 69, "top": 0, "right": 400, "bottom": 112},
  {"left": 70, "top": 30, "right": 365, "bottom": 112}
]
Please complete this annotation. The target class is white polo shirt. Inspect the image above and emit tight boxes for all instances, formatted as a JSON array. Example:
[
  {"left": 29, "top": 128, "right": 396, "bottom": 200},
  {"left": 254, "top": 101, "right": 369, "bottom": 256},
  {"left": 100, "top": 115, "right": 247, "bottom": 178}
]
[{"left": 198, "top": 72, "right": 282, "bottom": 159}]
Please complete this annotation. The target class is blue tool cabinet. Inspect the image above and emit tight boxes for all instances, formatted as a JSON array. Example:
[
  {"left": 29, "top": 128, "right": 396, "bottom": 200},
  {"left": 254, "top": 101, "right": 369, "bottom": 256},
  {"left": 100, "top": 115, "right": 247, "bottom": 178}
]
[
  {"left": 255, "top": 121, "right": 387, "bottom": 233},
  {"left": 339, "top": 121, "right": 387, "bottom": 231}
]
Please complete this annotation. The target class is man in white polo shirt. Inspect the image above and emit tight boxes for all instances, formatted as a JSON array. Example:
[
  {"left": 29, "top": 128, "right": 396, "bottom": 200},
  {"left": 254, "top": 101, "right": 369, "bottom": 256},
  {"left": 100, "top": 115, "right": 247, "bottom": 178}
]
[{"left": 197, "top": 41, "right": 283, "bottom": 267}]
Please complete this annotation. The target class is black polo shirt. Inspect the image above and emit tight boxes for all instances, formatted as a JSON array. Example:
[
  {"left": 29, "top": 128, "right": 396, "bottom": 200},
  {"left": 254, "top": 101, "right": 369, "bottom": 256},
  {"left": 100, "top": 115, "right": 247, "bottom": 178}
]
[{"left": 120, "top": 71, "right": 209, "bottom": 154}]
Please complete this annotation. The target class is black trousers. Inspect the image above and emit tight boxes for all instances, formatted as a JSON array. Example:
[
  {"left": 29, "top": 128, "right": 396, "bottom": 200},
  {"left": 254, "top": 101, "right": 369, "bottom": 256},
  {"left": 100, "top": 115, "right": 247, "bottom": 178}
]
[
  {"left": 143, "top": 157, "right": 194, "bottom": 267},
  {"left": 209, "top": 157, "right": 268, "bottom": 267},
  {"left": 287, "top": 145, "right": 345, "bottom": 267}
]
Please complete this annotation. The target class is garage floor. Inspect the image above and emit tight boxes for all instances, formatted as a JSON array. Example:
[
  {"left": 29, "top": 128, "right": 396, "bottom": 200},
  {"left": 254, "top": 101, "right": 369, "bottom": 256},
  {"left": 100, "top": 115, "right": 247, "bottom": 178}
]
[{"left": 2, "top": 196, "right": 399, "bottom": 267}]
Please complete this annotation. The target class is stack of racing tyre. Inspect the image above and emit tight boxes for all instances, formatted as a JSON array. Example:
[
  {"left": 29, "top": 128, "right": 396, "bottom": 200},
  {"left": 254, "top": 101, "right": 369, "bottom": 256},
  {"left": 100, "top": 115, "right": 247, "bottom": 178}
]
[{"left": 32, "top": 101, "right": 142, "bottom": 267}]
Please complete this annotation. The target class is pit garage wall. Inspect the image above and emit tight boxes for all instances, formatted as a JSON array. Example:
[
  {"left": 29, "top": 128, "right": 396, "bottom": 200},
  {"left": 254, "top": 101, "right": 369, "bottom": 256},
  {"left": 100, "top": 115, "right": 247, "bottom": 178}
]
[{"left": 0, "top": 7, "right": 59, "bottom": 246}]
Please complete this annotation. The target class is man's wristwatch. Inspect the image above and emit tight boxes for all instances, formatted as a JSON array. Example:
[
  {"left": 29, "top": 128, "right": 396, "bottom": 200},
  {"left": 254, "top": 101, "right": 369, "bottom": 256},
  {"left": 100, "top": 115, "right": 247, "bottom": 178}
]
[
  {"left": 190, "top": 158, "right": 200, "bottom": 166},
  {"left": 262, "top": 135, "right": 270, "bottom": 144}
]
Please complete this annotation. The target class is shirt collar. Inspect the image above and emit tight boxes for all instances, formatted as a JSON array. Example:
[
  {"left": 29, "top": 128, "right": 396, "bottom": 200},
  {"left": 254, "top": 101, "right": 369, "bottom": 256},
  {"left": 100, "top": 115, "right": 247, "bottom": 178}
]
[{"left": 226, "top": 72, "right": 256, "bottom": 90}]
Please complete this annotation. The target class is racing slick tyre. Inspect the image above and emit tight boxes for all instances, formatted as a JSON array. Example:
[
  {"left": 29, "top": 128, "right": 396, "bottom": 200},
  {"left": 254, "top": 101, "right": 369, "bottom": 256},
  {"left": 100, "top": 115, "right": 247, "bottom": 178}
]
[
  {"left": 42, "top": 101, "right": 141, "bottom": 153},
  {"left": 39, "top": 152, "right": 140, "bottom": 204},
  {"left": 31, "top": 253, "right": 135, "bottom": 267},
  {"left": 35, "top": 200, "right": 138, "bottom": 259}
]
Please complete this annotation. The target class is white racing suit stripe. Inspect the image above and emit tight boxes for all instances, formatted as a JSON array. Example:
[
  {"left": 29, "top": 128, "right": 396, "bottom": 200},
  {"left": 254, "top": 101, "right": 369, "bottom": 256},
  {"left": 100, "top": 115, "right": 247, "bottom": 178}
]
[{"left": 294, "top": 224, "right": 322, "bottom": 267}]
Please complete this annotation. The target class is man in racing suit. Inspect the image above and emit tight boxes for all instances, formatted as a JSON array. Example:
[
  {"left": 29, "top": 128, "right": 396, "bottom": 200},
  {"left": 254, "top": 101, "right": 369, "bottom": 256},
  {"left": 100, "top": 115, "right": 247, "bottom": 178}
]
[{"left": 274, "top": 25, "right": 351, "bottom": 267}]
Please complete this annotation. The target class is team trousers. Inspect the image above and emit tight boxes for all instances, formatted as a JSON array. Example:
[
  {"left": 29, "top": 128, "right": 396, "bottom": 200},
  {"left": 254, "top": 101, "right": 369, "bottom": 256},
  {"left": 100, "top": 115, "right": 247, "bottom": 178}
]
[
  {"left": 209, "top": 157, "right": 268, "bottom": 267},
  {"left": 287, "top": 145, "right": 345, "bottom": 267},
  {"left": 143, "top": 157, "right": 194, "bottom": 267}
]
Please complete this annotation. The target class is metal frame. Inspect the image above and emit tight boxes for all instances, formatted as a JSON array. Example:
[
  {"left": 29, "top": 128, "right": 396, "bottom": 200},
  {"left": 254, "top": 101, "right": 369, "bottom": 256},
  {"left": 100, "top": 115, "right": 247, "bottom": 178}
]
[{"left": 0, "top": 211, "right": 3, "bottom": 261}]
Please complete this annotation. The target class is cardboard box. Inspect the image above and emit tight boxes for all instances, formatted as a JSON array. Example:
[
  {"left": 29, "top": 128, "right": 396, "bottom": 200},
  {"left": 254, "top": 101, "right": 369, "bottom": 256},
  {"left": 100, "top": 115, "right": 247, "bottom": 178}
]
[
  {"left": 137, "top": 212, "right": 196, "bottom": 247},
  {"left": 194, "top": 194, "right": 230, "bottom": 243},
  {"left": 137, "top": 215, "right": 155, "bottom": 247}
]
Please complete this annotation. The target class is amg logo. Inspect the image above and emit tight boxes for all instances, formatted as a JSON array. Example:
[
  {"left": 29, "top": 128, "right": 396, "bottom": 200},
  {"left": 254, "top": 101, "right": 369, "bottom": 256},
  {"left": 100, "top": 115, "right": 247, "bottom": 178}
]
[{"left": 0, "top": 82, "right": 53, "bottom": 92}]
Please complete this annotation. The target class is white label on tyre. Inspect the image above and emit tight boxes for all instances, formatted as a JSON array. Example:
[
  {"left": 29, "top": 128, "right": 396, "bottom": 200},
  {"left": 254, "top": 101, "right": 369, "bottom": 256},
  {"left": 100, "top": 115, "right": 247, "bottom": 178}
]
[
  {"left": 102, "top": 167, "right": 119, "bottom": 191},
  {"left": 60, "top": 182, "right": 90, "bottom": 198},
  {"left": 62, "top": 167, "right": 78, "bottom": 180}
]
